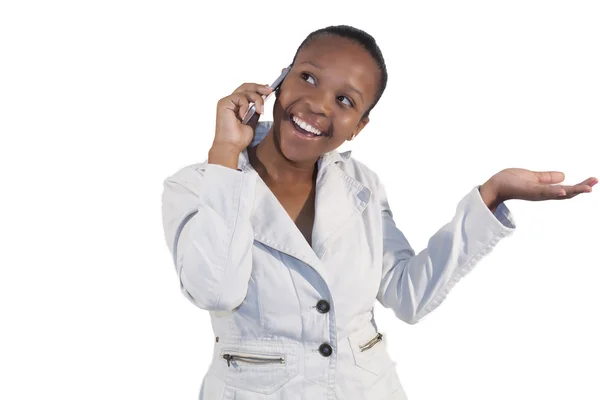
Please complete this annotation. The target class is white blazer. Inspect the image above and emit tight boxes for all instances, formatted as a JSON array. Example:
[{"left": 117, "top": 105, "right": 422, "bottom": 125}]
[{"left": 161, "top": 121, "right": 517, "bottom": 400}]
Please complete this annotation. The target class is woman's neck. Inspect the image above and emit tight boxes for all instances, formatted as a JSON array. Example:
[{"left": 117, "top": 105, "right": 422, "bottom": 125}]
[{"left": 248, "top": 127, "right": 318, "bottom": 186}]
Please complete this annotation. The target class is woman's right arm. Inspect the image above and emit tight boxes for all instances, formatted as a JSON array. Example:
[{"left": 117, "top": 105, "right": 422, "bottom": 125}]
[
  {"left": 161, "top": 83, "right": 272, "bottom": 311},
  {"left": 162, "top": 159, "right": 257, "bottom": 311}
]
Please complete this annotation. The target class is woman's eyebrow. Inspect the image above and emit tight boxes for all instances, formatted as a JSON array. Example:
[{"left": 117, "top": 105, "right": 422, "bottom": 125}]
[
  {"left": 345, "top": 85, "right": 364, "bottom": 103},
  {"left": 298, "top": 60, "right": 322, "bottom": 69}
]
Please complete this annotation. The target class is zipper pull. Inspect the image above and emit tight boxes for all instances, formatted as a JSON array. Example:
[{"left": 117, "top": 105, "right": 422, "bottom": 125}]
[
  {"left": 222, "top": 354, "right": 233, "bottom": 367},
  {"left": 359, "top": 332, "right": 384, "bottom": 352}
]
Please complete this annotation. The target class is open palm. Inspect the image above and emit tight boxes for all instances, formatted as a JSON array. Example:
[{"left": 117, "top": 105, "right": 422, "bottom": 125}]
[{"left": 490, "top": 168, "right": 597, "bottom": 202}]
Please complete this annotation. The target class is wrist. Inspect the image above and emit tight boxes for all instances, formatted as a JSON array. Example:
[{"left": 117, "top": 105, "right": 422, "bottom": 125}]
[
  {"left": 208, "top": 143, "right": 243, "bottom": 170},
  {"left": 479, "top": 180, "right": 502, "bottom": 212}
]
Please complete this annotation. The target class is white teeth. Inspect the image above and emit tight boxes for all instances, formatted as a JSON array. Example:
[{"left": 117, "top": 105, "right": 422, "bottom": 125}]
[{"left": 293, "top": 115, "right": 323, "bottom": 136}]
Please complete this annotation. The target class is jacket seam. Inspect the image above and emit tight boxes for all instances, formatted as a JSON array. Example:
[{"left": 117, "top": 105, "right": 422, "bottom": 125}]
[
  {"left": 215, "top": 170, "right": 246, "bottom": 310},
  {"left": 412, "top": 232, "right": 505, "bottom": 322}
]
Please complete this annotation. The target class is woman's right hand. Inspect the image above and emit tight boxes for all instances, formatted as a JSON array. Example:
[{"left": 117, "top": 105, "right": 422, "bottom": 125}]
[{"left": 213, "top": 83, "right": 273, "bottom": 153}]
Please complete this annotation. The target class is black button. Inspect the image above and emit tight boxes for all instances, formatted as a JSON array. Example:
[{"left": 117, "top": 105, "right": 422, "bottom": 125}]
[
  {"left": 319, "top": 343, "right": 332, "bottom": 357},
  {"left": 316, "top": 300, "right": 330, "bottom": 313}
]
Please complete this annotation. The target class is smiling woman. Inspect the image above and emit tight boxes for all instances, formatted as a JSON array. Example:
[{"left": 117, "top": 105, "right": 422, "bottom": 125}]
[
  {"left": 161, "top": 24, "right": 595, "bottom": 400},
  {"left": 269, "top": 29, "right": 385, "bottom": 163}
]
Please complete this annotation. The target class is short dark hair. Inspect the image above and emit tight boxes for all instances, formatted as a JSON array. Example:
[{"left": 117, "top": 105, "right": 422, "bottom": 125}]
[{"left": 291, "top": 25, "right": 388, "bottom": 118}]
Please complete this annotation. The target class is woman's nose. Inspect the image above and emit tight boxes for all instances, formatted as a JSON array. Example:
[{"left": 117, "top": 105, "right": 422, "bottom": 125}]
[{"left": 305, "top": 89, "right": 334, "bottom": 116}]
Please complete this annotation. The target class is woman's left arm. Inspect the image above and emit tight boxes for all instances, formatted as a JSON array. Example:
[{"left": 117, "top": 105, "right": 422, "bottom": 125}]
[{"left": 376, "top": 169, "right": 596, "bottom": 325}]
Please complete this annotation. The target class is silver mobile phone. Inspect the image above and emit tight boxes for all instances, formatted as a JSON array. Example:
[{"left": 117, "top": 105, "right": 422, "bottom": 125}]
[{"left": 242, "top": 65, "right": 292, "bottom": 125}]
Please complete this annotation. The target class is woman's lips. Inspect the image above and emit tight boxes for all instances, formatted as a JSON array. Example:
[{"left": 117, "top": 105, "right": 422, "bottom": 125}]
[{"left": 288, "top": 114, "right": 329, "bottom": 141}]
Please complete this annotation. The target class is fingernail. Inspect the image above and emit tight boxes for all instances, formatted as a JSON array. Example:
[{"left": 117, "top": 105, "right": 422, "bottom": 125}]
[{"left": 559, "top": 190, "right": 567, "bottom": 196}]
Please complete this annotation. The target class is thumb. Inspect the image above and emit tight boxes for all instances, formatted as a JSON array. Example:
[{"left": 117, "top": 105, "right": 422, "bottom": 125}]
[{"left": 533, "top": 171, "right": 565, "bottom": 184}]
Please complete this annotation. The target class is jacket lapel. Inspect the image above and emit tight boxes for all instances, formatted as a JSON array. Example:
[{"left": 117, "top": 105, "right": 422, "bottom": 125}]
[
  {"left": 311, "top": 157, "right": 371, "bottom": 259},
  {"left": 237, "top": 122, "right": 372, "bottom": 286},
  {"left": 250, "top": 174, "right": 322, "bottom": 269}
]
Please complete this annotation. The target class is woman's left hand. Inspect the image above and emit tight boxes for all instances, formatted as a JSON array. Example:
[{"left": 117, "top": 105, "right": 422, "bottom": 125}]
[{"left": 480, "top": 168, "right": 597, "bottom": 209}]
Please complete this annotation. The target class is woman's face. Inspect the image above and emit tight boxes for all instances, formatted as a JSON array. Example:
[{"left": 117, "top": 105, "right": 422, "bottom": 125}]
[{"left": 272, "top": 35, "right": 380, "bottom": 163}]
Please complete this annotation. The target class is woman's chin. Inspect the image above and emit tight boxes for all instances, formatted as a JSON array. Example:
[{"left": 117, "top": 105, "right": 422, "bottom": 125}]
[
  {"left": 276, "top": 119, "right": 327, "bottom": 161},
  {"left": 277, "top": 130, "right": 314, "bottom": 163}
]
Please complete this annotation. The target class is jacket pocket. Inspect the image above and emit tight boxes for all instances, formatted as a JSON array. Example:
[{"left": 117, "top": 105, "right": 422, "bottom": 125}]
[
  {"left": 221, "top": 351, "right": 285, "bottom": 367},
  {"left": 348, "top": 327, "right": 394, "bottom": 376},
  {"left": 218, "top": 340, "right": 299, "bottom": 395}
]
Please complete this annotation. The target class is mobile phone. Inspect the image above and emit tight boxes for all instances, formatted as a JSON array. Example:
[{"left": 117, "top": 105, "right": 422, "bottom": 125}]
[{"left": 242, "top": 64, "right": 292, "bottom": 125}]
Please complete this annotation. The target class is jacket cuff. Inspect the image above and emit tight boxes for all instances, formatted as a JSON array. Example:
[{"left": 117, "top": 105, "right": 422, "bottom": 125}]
[{"left": 473, "top": 184, "right": 516, "bottom": 235}]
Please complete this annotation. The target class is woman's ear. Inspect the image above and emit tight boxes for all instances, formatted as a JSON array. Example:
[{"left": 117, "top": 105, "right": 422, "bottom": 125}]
[
  {"left": 348, "top": 117, "right": 370, "bottom": 141},
  {"left": 276, "top": 64, "right": 292, "bottom": 98},
  {"left": 275, "top": 67, "right": 286, "bottom": 98}
]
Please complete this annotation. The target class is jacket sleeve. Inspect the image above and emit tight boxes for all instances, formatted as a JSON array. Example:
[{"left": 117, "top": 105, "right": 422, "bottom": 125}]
[
  {"left": 161, "top": 163, "right": 257, "bottom": 311},
  {"left": 376, "top": 183, "right": 517, "bottom": 324}
]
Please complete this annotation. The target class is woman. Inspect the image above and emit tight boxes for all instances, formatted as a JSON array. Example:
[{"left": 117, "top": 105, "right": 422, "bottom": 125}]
[{"left": 161, "top": 25, "right": 596, "bottom": 400}]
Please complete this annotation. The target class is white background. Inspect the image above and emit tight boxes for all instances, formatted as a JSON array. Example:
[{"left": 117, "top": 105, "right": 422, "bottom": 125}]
[{"left": 1, "top": 1, "right": 599, "bottom": 399}]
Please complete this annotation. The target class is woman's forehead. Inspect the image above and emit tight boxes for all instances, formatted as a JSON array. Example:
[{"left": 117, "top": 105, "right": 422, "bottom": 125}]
[{"left": 296, "top": 35, "right": 372, "bottom": 64}]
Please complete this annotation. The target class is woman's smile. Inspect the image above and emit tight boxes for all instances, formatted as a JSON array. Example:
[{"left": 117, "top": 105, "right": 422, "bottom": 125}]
[{"left": 287, "top": 114, "right": 330, "bottom": 141}]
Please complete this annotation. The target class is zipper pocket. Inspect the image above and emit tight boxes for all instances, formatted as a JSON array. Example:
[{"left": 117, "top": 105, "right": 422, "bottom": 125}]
[
  {"left": 221, "top": 351, "right": 286, "bottom": 367},
  {"left": 359, "top": 332, "right": 383, "bottom": 352}
]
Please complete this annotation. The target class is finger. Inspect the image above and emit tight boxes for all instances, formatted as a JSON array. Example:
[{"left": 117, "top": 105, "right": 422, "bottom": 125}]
[
  {"left": 551, "top": 190, "right": 582, "bottom": 200},
  {"left": 544, "top": 183, "right": 567, "bottom": 198},
  {"left": 242, "top": 90, "right": 266, "bottom": 114},
  {"left": 569, "top": 183, "right": 594, "bottom": 194},
  {"left": 555, "top": 178, "right": 596, "bottom": 198},
  {"left": 580, "top": 177, "right": 598, "bottom": 188},
  {"left": 547, "top": 183, "right": 594, "bottom": 200},
  {"left": 533, "top": 171, "right": 565, "bottom": 184},
  {"left": 523, "top": 181, "right": 565, "bottom": 200},
  {"left": 568, "top": 178, "right": 596, "bottom": 195},
  {"left": 233, "top": 83, "right": 273, "bottom": 97},
  {"left": 220, "top": 93, "right": 251, "bottom": 121}
]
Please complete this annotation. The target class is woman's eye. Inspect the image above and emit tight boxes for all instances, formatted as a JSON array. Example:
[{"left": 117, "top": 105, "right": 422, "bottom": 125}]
[
  {"left": 338, "top": 96, "right": 353, "bottom": 107},
  {"left": 301, "top": 73, "right": 316, "bottom": 85},
  {"left": 299, "top": 72, "right": 352, "bottom": 107}
]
